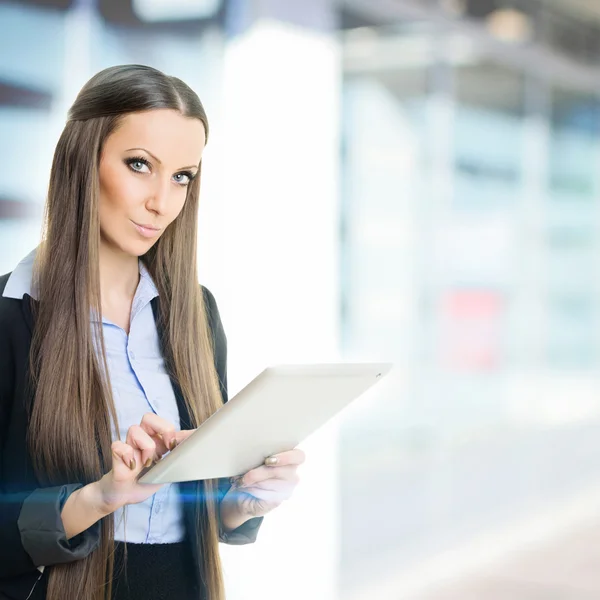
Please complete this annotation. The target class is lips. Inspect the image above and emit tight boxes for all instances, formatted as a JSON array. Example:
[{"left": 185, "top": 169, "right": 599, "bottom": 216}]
[
  {"left": 132, "top": 221, "right": 161, "bottom": 238},
  {"left": 133, "top": 221, "right": 159, "bottom": 230}
]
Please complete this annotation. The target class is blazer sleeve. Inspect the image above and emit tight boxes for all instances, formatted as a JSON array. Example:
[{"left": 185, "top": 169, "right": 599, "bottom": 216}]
[
  {"left": 201, "top": 285, "right": 264, "bottom": 545},
  {"left": 0, "top": 295, "right": 100, "bottom": 578}
]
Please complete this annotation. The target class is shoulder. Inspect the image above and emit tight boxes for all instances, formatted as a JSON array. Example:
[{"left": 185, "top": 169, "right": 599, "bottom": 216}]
[
  {"left": 0, "top": 272, "right": 22, "bottom": 329},
  {"left": 0, "top": 272, "right": 23, "bottom": 380},
  {"left": 200, "top": 284, "right": 226, "bottom": 343},
  {"left": 0, "top": 272, "right": 10, "bottom": 296},
  {"left": 200, "top": 284, "right": 223, "bottom": 325},
  {"left": 200, "top": 283, "right": 217, "bottom": 310}
]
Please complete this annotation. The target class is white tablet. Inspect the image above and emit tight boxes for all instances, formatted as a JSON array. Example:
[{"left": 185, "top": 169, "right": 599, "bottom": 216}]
[{"left": 138, "top": 362, "right": 393, "bottom": 484}]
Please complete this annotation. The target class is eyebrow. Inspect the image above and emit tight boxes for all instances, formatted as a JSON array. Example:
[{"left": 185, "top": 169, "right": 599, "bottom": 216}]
[{"left": 125, "top": 147, "right": 199, "bottom": 171}]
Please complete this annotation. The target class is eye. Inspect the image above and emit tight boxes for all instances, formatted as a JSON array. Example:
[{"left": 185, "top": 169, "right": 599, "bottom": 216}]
[
  {"left": 126, "top": 157, "right": 151, "bottom": 174},
  {"left": 173, "top": 171, "right": 195, "bottom": 187}
]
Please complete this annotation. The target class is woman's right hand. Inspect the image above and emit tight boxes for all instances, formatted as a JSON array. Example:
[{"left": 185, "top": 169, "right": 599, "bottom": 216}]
[
  {"left": 95, "top": 413, "right": 181, "bottom": 514},
  {"left": 62, "top": 413, "right": 197, "bottom": 539}
]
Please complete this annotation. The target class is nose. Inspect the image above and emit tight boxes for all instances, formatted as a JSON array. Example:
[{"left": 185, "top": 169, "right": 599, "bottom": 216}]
[{"left": 145, "top": 175, "right": 172, "bottom": 215}]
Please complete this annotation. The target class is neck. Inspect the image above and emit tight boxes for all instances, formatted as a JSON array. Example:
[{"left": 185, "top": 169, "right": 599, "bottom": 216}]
[{"left": 98, "top": 242, "right": 140, "bottom": 304}]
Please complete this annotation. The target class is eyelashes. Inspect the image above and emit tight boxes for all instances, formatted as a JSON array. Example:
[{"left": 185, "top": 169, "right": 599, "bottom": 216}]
[{"left": 124, "top": 156, "right": 197, "bottom": 187}]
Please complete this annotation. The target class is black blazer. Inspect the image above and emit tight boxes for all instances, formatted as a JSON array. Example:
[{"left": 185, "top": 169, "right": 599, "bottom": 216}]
[{"left": 0, "top": 272, "right": 262, "bottom": 600}]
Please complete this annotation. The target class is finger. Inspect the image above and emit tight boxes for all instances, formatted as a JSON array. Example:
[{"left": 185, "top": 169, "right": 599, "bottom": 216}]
[
  {"left": 126, "top": 424, "right": 157, "bottom": 468},
  {"left": 264, "top": 449, "right": 306, "bottom": 467},
  {"left": 173, "top": 428, "right": 196, "bottom": 446},
  {"left": 238, "top": 477, "right": 297, "bottom": 494},
  {"left": 240, "top": 465, "right": 299, "bottom": 487},
  {"left": 111, "top": 440, "right": 143, "bottom": 473},
  {"left": 139, "top": 412, "right": 179, "bottom": 453}
]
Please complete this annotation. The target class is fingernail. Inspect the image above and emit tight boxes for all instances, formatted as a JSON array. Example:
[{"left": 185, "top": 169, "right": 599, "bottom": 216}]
[
  {"left": 265, "top": 456, "right": 278, "bottom": 466},
  {"left": 144, "top": 458, "right": 153, "bottom": 468},
  {"left": 129, "top": 458, "right": 136, "bottom": 470},
  {"left": 169, "top": 438, "right": 177, "bottom": 451}
]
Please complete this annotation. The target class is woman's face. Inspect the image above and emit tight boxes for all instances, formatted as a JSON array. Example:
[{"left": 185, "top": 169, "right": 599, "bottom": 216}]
[{"left": 98, "top": 108, "right": 206, "bottom": 256}]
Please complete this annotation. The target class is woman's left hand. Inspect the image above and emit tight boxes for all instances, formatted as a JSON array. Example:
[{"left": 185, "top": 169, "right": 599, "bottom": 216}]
[{"left": 220, "top": 449, "right": 306, "bottom": 532}]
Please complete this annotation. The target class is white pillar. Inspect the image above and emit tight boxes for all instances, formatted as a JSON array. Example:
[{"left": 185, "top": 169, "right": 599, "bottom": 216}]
[{"left": 198, "top": 2, "right": 341, "bottom": 599}]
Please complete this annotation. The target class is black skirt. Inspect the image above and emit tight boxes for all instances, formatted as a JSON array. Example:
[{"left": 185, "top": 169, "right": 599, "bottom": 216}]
[{"left": 111, "top": 541, "right": 201, "bottom": 600}]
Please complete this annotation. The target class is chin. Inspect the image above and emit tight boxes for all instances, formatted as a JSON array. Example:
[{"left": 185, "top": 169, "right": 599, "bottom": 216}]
[
  {"left": 131, "top": 239, "right": 159, "bottom": 256},
  {"left": 110, "top": 238, "right": 158, "bottom": 258}
]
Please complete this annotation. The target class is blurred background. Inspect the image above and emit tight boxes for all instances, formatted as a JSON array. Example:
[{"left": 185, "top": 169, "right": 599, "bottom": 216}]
[{"left": 3, "top": 0, "right": 600, "bottom": 598}]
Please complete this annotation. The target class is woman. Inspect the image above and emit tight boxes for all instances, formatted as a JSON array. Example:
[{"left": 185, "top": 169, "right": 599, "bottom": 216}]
[{"left": 0, "top": 64, "right": 304, "bottom": 600}]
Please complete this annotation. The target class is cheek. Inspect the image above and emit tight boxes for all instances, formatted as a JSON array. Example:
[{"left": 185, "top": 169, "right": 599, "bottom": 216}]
[
  {"left": 171, "top": 193, "right": 188, "bottom": 219},
  {"left": 99, "top": 171, "right": 152, "bottom": 245},
  {"left": 100, "top": 167, "right": 142, "bottom": 216},
  {"left": 157, "top": 190, "right": 188, "bottom": 230}
]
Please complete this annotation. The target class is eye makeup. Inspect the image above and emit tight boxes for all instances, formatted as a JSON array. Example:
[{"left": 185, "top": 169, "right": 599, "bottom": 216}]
[{"left": 124, "top": 156, "right": 197, "bottom": 187}]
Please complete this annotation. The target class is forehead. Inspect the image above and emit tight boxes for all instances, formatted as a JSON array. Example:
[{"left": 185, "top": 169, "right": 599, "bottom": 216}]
[{"left": 107, "top": 109, "right": 206, "bottom": 164}]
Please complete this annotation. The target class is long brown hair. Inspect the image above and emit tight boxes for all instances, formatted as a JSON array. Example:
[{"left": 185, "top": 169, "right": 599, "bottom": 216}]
[{"left": 27, "top": 64, "right": 225, "bottom": 599}]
